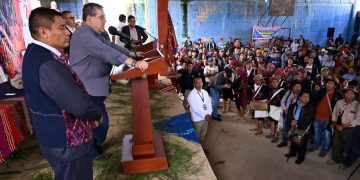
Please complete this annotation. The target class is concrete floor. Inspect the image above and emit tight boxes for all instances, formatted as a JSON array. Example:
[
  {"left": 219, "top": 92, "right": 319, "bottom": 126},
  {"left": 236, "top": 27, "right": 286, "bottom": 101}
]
[{"left": 203, "top": 111, "right": 360, "bottom": 180}]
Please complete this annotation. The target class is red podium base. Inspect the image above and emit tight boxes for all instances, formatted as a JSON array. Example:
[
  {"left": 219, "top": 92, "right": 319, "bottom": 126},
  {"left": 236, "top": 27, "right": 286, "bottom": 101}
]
[{"left": 121, "top": 132, "right": 168, "bottom": 174}]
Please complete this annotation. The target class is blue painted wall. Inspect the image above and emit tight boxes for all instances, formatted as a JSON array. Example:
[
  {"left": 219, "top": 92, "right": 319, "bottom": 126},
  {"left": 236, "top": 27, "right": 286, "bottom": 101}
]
[
  {"left": 148, "top": 0, "right": 158, "bottom": 40},
  {"left": 159, "top": 0, "right": 358, "bottom": 46},
  {"left": 57, "top": 0, "right": 83, "bottom": 19}
]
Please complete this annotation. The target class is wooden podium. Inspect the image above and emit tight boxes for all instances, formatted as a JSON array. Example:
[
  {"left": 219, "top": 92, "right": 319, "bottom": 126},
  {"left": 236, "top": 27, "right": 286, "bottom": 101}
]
[{"left": 110, "top": 41, "right": 169, "bottom": 174}]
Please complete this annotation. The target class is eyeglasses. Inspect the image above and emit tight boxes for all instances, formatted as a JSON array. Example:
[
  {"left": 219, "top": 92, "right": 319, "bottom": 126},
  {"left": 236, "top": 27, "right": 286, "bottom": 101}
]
[
  {"left": 64, "top": 16, "right": 75, "bottom": 20},
  {"left": 94, "top": 15, "right": 106, "bottom": 22}
]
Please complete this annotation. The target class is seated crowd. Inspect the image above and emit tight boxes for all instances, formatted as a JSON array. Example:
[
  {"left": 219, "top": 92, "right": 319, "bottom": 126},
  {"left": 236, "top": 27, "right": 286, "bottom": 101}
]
[{"left": 170, "top": 35, "right": 360, "bottom": 166}]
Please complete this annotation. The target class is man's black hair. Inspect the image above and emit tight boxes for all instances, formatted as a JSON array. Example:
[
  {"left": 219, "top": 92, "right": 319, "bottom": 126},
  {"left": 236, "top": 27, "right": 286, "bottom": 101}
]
[
  {"left": 119, "top": 14, "right": 126, "bottom": 22},
  {"left": 29, "top": 7, "right": 62, "bottom": 38},
  {"left": 82, "top": 3, "right": 103, "bottom": 21},
  {"left": 127, "top": 15, "right": 135, "bottom": 22}
]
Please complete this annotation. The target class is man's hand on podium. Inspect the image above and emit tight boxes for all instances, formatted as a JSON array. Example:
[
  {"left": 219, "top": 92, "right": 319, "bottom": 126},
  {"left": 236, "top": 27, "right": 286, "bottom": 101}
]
[{"left": 135, "top": 60, "right": 149, "bottom": 72}]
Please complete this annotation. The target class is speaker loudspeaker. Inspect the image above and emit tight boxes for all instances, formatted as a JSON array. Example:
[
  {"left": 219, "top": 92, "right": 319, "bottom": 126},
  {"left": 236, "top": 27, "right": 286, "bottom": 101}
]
[{"left": 327, "top": 28, "right": 335, "bottom": 38}]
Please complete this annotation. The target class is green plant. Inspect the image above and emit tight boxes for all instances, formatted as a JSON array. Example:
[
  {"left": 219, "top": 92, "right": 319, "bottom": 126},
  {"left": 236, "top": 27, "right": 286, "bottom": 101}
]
[
  {"left": 31, "top": 168, "right": 54, "bottom": 180},
  {"left": 94, "top": 153, "right": 122, "bottom": 180}
]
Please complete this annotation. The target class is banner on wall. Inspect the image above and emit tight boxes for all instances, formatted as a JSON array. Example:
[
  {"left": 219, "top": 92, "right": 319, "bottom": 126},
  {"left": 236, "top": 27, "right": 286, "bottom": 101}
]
[
  {"left": 252, "top": 26, "right": 281, "bottom": 42},
  {"left": 0, "top": 0, "right": 32, "bottom": 77}
]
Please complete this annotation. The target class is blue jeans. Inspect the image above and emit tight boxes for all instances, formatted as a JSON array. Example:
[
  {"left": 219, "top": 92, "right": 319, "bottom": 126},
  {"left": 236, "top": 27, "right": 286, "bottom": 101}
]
[
  {"left": 210, "top": 87, "right": 220, "bottom": 118},
  {"left": 281, "top": 113, "right": 289, "bottom": 144},
  {"left": 90, "top": 96, "right": 109, "bottom": 147},
  {"left": 312, "top": 119, "right": 331, "bottom": 152}
]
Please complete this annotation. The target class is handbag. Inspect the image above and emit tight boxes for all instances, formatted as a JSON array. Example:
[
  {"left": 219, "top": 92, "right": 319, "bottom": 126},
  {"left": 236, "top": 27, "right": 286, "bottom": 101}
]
[
  {"left": 250, "top": 85, "right": 268, "bottom": 111},
  {"left": 250, "top": 100, "right": 268, "bottom": 111},
  {"left": 269, "top": 105, "right": 283, "bottom": 121},
  {"left": 268, "top": 88, "right": 285, "bottom": 121},
  {"left": 291, "top": 129, "right": 307, "bottom": 145},
  {"left": 287, "top": 122, "right": 311, "bottom": 145}
]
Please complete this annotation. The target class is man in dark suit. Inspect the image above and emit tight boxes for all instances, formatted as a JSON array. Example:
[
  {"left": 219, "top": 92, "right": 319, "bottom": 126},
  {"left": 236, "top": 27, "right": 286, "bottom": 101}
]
[
  {"left": 120, "top": 15, "right": 148, "bottom": 50},
  {"left": 206, "top": 38, "right": 217, "bottom": 52}
]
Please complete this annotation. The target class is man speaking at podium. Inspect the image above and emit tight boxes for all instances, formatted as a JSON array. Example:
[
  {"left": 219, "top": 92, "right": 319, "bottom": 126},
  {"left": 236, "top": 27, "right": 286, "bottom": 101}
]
[
  {"left": 121, "top": 15, "right": 148, "bottom": 50},
  {"left": 69, "top": 3, "right": 148, "bottom": 159}
]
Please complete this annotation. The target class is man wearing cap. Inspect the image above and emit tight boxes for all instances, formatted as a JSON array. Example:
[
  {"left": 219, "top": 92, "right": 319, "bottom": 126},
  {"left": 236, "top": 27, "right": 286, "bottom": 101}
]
[
  {"left": 309, "top": 78, "right": 343, "bottom": 157},
  {"left": 245, "top": 60, "right": 255, "bottom": 103},
  {"left": 208, "top": 69, "right": 232, "bottom": 121},
  {"left": 267, "top": 76, "right": 286, "bottom": 142},
  {"left": 318, "top": 48, "right": 329, "bottom": 65},
  {"left": 313, "top": 67, "right": 331, "bottom": 90},
  {"left": 226, "top": 58, "right": 239, "bottom": 69},
  {"left": 327, "top": 86, "right": 360, "bottom": 165},
  {"left": 251, "top": 74, "right": 270, "bottom": 135},
  {"left": 233, "top": 67, "right": 247, "bottom": 121},
  {"left": 203, "top": 58, "right": 219, "bottom": 91},
  {"left": 274, "top": 68, "right": 287, "bottom": 89}
]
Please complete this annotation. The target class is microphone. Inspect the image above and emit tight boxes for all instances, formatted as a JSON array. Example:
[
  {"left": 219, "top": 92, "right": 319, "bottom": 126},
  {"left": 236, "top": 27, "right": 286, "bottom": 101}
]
[
  {"left": 108, "top": 26, "right": 131, "bottom": 40},
  {"left": 108, "top": 26, "right": 143, "bottom": 61}
]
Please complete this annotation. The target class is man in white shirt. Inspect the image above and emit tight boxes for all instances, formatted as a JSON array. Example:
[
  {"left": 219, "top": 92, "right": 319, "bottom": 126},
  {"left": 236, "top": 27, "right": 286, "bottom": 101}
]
[
  {"left": 322, "top": 54, "right": 335, "bottom": 68},
  {"left": 203, "top": 59, "right": 218, "bottom": 84},
  {"left": 188, "top": 77, "right": 212, "bottom": 142},
  {"left": 291, "top": 39, "right": 299, "bottom": 53},
  {"left": 112, "top": 14, "right": 126, "bottom": 47}
]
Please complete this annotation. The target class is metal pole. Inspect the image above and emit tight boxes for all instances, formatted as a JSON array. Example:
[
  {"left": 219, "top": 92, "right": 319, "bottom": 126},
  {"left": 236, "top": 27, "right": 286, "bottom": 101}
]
[{"left": 258, "top": 7, "right": 270, "bottom": 26}]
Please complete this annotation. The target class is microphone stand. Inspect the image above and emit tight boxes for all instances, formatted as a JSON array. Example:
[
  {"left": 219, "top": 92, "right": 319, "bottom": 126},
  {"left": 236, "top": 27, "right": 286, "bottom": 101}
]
[{"left": 143, "top": 29, "right": 158, "bottom": 42}]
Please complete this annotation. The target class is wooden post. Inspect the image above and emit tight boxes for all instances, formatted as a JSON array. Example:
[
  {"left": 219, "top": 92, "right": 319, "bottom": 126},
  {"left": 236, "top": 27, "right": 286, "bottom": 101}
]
[
  {"left": 113, "top": 50, "right": 169, "bottom": 174},
  {"left": 112, "top": 0, "right": 172, "bottom": 174},
  {"left": 131, "top": 76, "right": 155, "bottom": 158}
]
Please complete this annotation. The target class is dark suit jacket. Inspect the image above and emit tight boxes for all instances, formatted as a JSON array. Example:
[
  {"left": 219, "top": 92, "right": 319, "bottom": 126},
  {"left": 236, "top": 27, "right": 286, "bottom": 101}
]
[
  {"left": 206, "top": 42, "right": 217, "bottom": 51},
  {"left": 120, "top": 25, "right": 148, "bottom": 50},
  {"left": 287, "top": 102, "right": 315, "bottom": 130}
]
